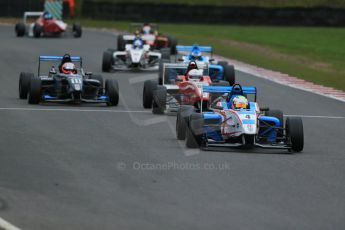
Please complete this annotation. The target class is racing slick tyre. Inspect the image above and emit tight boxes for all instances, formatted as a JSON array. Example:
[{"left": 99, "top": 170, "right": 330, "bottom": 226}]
[
  {"left": 210, "top": 80, "right": 230, "bottom": 102},
  {"left": 33, "top": 23, "right": 42, "bottom": 38},
  {"left": 105, "top": 79, "right": 119, "bottom": 106},
  {"left": 186, "top": 113, "right": 204, "bottom": 148},
  {"left": 143, "top": 80, "right": 158, "bottom": 108},
  {"left": 19, "top": 72, "right": 34, "bottom": 99},
  {"left": 176, "top": 105, "right": 194, "bottom": 140},
  {"left": 224, "top": 65, "right": 235, "bottom": 86},
  {"left": 117, "top": 35, "right": 126, "bottom": 51},
  {"left": 73, "top": 23, "right": 82, "bottom": 38},
  {"left": 158, "top": 59, "right": 169, "bottom": 85},
  {"left": 102, "top": 51, "right": 113, "bottom": 72},
  {"left": 15, "top": 23, "right": 26, "bottom": 37},
  {"left": 152, "top": 86, "right": 167, "bottom": 114},
  {"left": 286, "top": 117, "right": 304, "bottom": 152},
  {"left": 160, "top": 48, "right": 171, "bottom": 61},
  {"left": 265, "top": 110, "right": 284, "bottom": 138},
  {"left": 168, "top": 36, "right": 177, "bottom": 54},
  {"left": 28, "top": 77, "right": 41, "bottom": 104},
  {"left": 91, "top": 74, "right": 104, "bottom": 87}
]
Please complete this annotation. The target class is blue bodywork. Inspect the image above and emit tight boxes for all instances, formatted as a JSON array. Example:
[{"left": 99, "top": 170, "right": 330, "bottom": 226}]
[
  {"left": 176, "top": 45, "right": 224, "bottom": 81},
  {"left": 199, "top": 85, "right": 281, "bottom": 143}
]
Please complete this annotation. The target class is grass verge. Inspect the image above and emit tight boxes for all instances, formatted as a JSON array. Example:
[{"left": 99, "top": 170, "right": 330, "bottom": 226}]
[{"left": 79, "top": 19, "right": 345, "bottom": 91}]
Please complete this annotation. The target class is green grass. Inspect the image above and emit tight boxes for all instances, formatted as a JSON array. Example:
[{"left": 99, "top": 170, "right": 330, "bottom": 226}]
[
  {"left": 80, "top": 19, "right": 345, "bottom": 91},
  {"left": 78, "top": 0, "right": 345, "bottom": 8}
]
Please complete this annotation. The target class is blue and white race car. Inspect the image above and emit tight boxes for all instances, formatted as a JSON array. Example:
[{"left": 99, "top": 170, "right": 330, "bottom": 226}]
[
  {"left": 176, "top": 44, "right": 235, "bottom": 85},
  {"left": 176, "top": 84, "right": 304, "bottom": 153}
]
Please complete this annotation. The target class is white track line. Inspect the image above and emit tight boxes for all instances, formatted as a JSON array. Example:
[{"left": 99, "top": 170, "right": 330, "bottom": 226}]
[
  {"left": 285, "top": 115, "right": 345, "bottom": 119},
  {"left": 0, "top": 107, "right": 343, "bottom": 119},
  {"left": 0, "top": 217, "right": 21, "bottom": 230},
  {"left": 0, "top": 107, "right": 150, "bottom": 113}
]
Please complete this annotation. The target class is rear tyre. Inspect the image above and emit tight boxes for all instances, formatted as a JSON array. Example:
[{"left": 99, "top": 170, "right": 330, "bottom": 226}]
[
  {"left": 105, "top": 79, "right": 119, "bottom": 106},
  {"left": 33, "top": 23, "right": 42, "bottom": 38},
  {"left": 186, "top": 113, "right": 203, "bottom": 148},
  {"left": 176, "top": 105, "right": 194, "bottom": 140},
  {"left": 15, "top": 23, "right": 26, "bottom": 37},
  {"left": 286, "top": 117, "right": 304, "bottom": 152},
  {"left": 19, "top": 72, "right": 34, "bottom": 99},
  {"left": 152, "top": 86, "right": 166, "bottom": 114},
  {"left": 28, "top": 77, "right": 41, "bottom": 104},
  {"left": 143, "top": 80, "right": 158, "bottom": 108},
  {"left": 224, "top": 65, "right": 235, "bottom": 86},
  {"left": 117, "top": 35, "right": 126, "bottom": 51},
  {"left": 102, "top": 51, "right": 113, "bottom": 72},
  {"left": 73, "top": 23, "right": 82, "bottom": 38},
  {"left": 168, "top": 36, "right": 177, "bottom": 54},
  {"left": 160, "top": 48, "right": 171, "bottom": 61}
]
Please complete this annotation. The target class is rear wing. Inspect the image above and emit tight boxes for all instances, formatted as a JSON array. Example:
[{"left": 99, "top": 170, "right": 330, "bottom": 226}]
[
  {"left": 162, "top": 62, "right": 209, "bottom": 86},
  {"left": 176, "top": 45, "right": 213, "bottom": 53},
  {"left": 23, "top": 12, "right": 43, "bottom": 24},
  {"left": 202, "top": 86, "right": 257, "bottom": 95},
  {"left": 129, "top": 23, "right": 159, "bottom": 32},
  {"left": 39, "top": 56, "right": 82, "bottom": 62},
  {"left": 38, "top": 55, "right": 83, "bottom": 76}
]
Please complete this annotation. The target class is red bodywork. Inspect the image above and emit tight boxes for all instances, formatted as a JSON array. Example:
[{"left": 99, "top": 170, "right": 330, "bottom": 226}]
[
  {"left": 176, "top": 75, "right": 212, "bottom": 107},
  {"left": 36, "top": 16, "right": 66, "bottom": 34}
]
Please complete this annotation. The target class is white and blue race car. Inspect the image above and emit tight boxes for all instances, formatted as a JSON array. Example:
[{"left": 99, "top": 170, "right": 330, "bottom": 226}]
[{"left": 176, "top": 84, "right": 304, "bottom": 153}]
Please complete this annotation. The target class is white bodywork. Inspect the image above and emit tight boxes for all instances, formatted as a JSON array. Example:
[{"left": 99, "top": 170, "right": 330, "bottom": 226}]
[{"left": 112, "top": 44, "right": 161, "bottom": 70}]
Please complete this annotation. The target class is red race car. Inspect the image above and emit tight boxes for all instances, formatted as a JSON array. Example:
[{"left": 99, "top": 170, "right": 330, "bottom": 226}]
[
  {"left": 142, "top": 61, "right": 229, "bottom": 114},
  {"left": 15, "top": 11, "right": 82, "bottom": 38}
]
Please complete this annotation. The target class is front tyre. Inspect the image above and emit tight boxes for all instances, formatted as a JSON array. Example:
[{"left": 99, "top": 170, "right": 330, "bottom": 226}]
[
  {"left": 152, "top": 86, "right": 167, "bottom": 114},
  {"left": 143, "top": 80, "right": 158, "bottom": 108},
  {"left": 28, "top": 77, "right": 41, "bottom": 104},
  {"left": 186, "top": 113, "right": 204, "bottom": 148},
  {"left": 102, "top": 51, "right": 113, "bottom": 72},
  {"left": 105, "top": 79, "right": 119, "bottom": 106},
  {"left": 19, "top": 72, "right": 34, "bottom": 99},
  {"left": 286, "top": 117, "right": 304, "bottom": 152}
]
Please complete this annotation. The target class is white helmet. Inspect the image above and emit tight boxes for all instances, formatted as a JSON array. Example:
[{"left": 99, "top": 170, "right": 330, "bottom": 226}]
[{"left": 187, "top": 69, "right": 203, "bottom": 79}]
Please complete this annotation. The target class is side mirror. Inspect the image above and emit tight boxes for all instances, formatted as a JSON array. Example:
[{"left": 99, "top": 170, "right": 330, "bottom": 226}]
[
  {"left": 209, "top": 58, "right": 215, "bottom": 62},
  {"left": 177, "top": 58, "right": 184, "bottom": 62},
  {"left": 260, "top": 107, "right": 270, "bottom": 111},
  {"left": 85, "top": 72, "right": 93, "bottom": 76}
]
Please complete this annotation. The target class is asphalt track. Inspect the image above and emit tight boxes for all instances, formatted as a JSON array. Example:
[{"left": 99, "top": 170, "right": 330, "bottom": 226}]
[{"left": 0, "top": 25, "right": 345, "bottom": 230}]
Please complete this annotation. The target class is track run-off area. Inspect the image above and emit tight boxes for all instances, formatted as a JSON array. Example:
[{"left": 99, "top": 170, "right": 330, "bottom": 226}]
[{"left": 0, "top": 25, "right": 345, "bottom": 230}]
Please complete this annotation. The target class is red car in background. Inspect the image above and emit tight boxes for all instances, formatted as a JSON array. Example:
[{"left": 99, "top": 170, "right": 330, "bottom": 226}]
[
  {"left": 142, "top": 61, "right": 229, "bottom": 114},
  {"left": 15, "top": 11, "right": 82, "bottom": 38}
]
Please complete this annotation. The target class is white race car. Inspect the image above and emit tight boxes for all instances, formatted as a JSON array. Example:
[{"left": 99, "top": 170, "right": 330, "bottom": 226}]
[{"left": 102, "top": 38, "right": 165, "bottom": 71}]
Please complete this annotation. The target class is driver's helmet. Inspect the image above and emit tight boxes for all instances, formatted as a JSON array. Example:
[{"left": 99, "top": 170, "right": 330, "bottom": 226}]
[
  {"left": 232, "top": 95, "right": 248, "bottom": 109},
  {"left": 61, "top": 62, "right": 77, "bottom": 74},
  {"left": 142, "top": 25, "right": 152, "bottom": 35},
  {"left": 187, "top": 69, "right": 203, "bottom": 79},
  {"left": 191, "top": 49, "right": 202, "bottom": 60},
  {"left": 133, "top": 38, "right": 143, "bottom": 48},
  {"left": 43, "top": 11, "right": 53, "bottom": 20}
]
